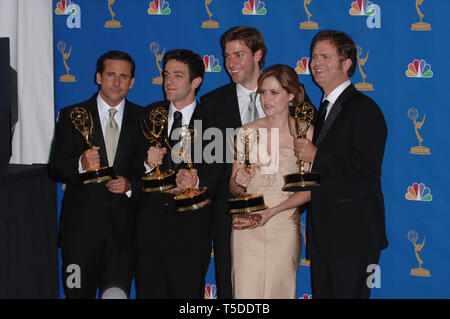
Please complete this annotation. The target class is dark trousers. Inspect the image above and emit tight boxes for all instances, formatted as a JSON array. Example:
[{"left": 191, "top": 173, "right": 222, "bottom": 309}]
[
  {"left": 310, "top": 243, "right": 381, "bottom": 299},
  {"left": 134, "top": 197, "right": 211, "bottom": 299},
  {"left": 135, "top": 247, "right": 210, "bottom": 299},
  {"left": 61, "top": 236, "right": 133, "bottom": 299},
  {"left": 211, "top": 209, "right": 232, "bottom": 299}
]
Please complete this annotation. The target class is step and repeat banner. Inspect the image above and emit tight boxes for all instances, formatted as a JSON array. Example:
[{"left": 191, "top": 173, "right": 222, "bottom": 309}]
[{"left": 53, "top": 0, "right": 449, "bottom": 298}]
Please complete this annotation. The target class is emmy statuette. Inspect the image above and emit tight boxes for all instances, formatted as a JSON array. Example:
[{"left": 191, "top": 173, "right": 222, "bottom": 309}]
[
  {"left": 228, "top": 128, "right": 267, "bottom": 215},
  {"left": 70, "top": 106, "right": 115, "bottom": 184},
  {"left": 283, "top": 102, "right": 321, "bottom": 192},
  {"left": 172, "top": 125, "right": 212, "bottom": 212},
  {"left": 140, "top": 107, "right": 176, "bottom": 192}
]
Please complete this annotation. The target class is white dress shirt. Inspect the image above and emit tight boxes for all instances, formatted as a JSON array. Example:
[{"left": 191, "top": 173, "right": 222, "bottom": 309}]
[
  {"left": 236, "top": 83, "right": 265, "bottom": 125},
  {"left": 322, "top": 80, "right": 352, "bottom": 120},
  {"left": 167, "top": 100, "right": 197, "bottom": 136}
]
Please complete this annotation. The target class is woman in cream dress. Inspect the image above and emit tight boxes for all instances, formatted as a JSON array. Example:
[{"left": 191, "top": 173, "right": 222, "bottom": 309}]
[{"left": 229, "top": 64, "right": 313, "bottom": 299}]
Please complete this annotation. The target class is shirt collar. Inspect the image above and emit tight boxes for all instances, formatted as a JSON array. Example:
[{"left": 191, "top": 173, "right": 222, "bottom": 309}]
[
  {"left": 97, "top": 93, "right": 125, "bottom": 117},
  {"left": 236, "top": 83, "right": 257, "bottom": 98},
  {"left": 323, "top": 80, "right": 352, "bottom": 105},
  {"left": 168, "top": 100, "right": 197, "bottom": 125}
]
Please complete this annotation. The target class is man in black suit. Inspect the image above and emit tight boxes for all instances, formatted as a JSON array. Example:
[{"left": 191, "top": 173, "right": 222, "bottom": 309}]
[
  {"left": 135, "top": 49, "right": 215, "bottom": 298},
  {"left": 294, "top": 30, "right": 388, "bottom": 298},
  {"left": 200, "top": 26, "right": 268, "bottom": 299},
  {"left": 49, "top": 51, "right": 144, "bottom": 298}
]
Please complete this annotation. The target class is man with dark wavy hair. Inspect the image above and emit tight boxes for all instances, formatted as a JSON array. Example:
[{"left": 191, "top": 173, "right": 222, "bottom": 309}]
[
  {"left": 200, "top": 26, "right": 268, "bottom": 299},
  {"left": 295, "top": 30, "right": 388, "bottom": 298}
]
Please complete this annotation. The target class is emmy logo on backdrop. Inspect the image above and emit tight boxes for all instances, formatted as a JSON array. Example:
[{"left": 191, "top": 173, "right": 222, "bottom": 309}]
[
  {"left": 300, "top": 222, "right": 310, "bottom": 266},
  {"left": 150, "top": 42, "right": 165, "bottom": 85},
  {"left": 299, "top": 0, "right": 319, "bottom": 29},
  {"left": 354, "top": 45, "right": 374, "bottom": 91},
  {"left": 140, "top": 107, "right": 176, "bottom": 192},
  {"left": 411, "top": 0, "right": 431, "bottom": 31},
  {"left": 408, "top": 230, "right": 431, "bottom": 277},
  {"left": 283, "top": 102, "right": 321, "bottom": 192},
  {"left": 104, "top": 0, "right": 122, "bottom": 28},
  {"left": 171, "top": 125, "right": 212, "bottom": 212},
  {"left": 57, "top": 41, "right": 76, "bottom": 82},
  {"left": 201, "top": 0, "right": 219, "bottom": 29},
  {"left": 408, "top": 108, "right": 431, "bottom": 155},
  {"left": 70, "top": 107, "right": 115, "bottom": 184}
]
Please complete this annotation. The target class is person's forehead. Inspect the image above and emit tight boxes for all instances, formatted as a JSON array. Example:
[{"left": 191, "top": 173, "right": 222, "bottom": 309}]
[{"left": 224, "top": 39, "right": 251, "bottom": 52}]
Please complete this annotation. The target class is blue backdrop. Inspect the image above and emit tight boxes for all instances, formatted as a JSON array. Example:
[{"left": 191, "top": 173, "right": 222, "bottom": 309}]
[{"left": 53, "top": 0, "right": 450, "bottom": 299}]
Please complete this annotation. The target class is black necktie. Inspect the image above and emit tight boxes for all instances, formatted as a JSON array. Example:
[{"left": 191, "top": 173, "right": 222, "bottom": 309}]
[
  {"left": 169, "top": 111, "right": 182, "bottom": 146},
  {"left": 315, "top": 99, "right": 329, "bottom": 136}
]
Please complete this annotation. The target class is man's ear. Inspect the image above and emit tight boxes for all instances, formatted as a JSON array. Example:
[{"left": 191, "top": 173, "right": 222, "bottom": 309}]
[
  {"left": 253, "top": 49, "right": 263, "bottom": 65},
  {"left": 342, "top": 58, "right": 352, "bottom": 74},
  {"left": 191, "top": 76, "right": 202, "bottom": 90},
  {"left": 95, "top": 72, "right": 102, "bottom": 85}
]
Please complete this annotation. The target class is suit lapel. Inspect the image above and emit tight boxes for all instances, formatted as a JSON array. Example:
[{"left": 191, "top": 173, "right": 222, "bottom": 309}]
[
  {"left": 316, "top": 84, "right": 355, "bottom": 146},
  {"left": 227, "top": 83, "right": 242, "bottom": 128}
]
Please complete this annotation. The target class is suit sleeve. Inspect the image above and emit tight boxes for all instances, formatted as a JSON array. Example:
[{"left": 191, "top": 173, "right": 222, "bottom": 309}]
[
  {"left": 48, "top": 107, "right": 84, "bottom": 184},
  {"left": 195, "top": 95, "right": 226, "bottom": 197},
  {"left": 313, "top": 97, "right": 387, "bottom": 185}
]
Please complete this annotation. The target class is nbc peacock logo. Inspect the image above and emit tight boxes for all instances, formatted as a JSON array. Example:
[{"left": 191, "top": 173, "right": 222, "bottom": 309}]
[
  {"left": 55, "top": 0, "right": 81, "bottom": 29},
  {"left": 148, "top": 0, "right": 171, "bottom": 15},
  {"left": 406, "top": 59, "right": 433, "bottom": 78},
  {"left": 55, "top": 0, "right": 76, "bottom": 15},
  {"left": 204, "top": 284, "right": 217, "bottom": 299},
  {"left": 349, "top": 0, "right": 380, "bottom": 29},
  {"left": 295, "top": 57, "right": 310, "bottom": 75},
  {"left": 349, "top": 0, "right": 375, "bottom": 15},
  {"left": 203, "top": 55, "right": 221, "bottom": 72},
  {"left": 242, "top": 0, "right": 267, "bottom": 15},
  {"left": 405, "top": 183, "right": 432, "bottom": 202}
]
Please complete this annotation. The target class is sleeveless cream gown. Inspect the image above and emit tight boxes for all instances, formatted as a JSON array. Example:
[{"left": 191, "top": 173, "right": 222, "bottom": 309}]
[{"left": 231, "top": 147, "right": 301, "bottom": 299}]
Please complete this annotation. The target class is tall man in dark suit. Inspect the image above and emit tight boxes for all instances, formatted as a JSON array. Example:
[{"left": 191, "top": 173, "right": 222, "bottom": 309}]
[
  {"left": 134, "top": 49, "right": 215, "bottom": 298},
  {"left": 200, "top": 26, "right": 268, "bottom": 298},
  {"left": 49, "top": 51, "right": 144, "bottom": 298},
  {"left": 294, "top": 30, "right": 388, "bottom": 298}
]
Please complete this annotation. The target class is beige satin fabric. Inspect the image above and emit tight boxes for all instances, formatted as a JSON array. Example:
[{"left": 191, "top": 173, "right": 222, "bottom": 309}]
[{"left": 231, "top": 147, "right": 301, "bottom": 299}]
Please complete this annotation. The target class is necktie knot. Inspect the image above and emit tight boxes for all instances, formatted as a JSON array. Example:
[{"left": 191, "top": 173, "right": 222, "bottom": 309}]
[
  {"left": 173, "top": 111, "right": 182, "bottom": 122},
  {"left": 244, "top": 91, "right": 259, "bottom": 124},
  {"left": 249, "top": 92, "right": 256, "bottom": 105}
]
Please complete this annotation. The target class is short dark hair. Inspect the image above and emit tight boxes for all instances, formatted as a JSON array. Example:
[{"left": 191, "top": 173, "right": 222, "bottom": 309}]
[
  {"left": 310, "top": 30, "right": 357, "bottom": 77},
  {"left": 96, "top": 50, "right": 136, "bottom": 78},
  {"left": 220, "top": 26, "right": 267, "bottom": 69},
  {"left": 257, "top": 64, "right": 305, "bottom": 107},
  {"left": 163, "top": 49, "right": 205, "bottom": 93}
]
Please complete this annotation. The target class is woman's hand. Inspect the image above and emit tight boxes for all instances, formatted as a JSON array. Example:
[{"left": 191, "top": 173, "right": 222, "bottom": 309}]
[
  {"left": 250, "top": 208, "right": 275, "bottom": 227},
  {"left": 232, "top": 213, "right": 262, "bottom": 230}
]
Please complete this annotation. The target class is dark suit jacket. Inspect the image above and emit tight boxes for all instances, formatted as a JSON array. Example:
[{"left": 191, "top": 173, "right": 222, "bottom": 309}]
[
  {"left": 49, "top": 94, "right": 144, "bottom": 253},
  {"left": 308, "top": 84, "right": 389, "bottom": 260},
  {"left": 200, "top": 84, "right": 241, "bottom": 235},
  {"left": 135, "top": 100, "right": 215, "bottom": 256}
]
